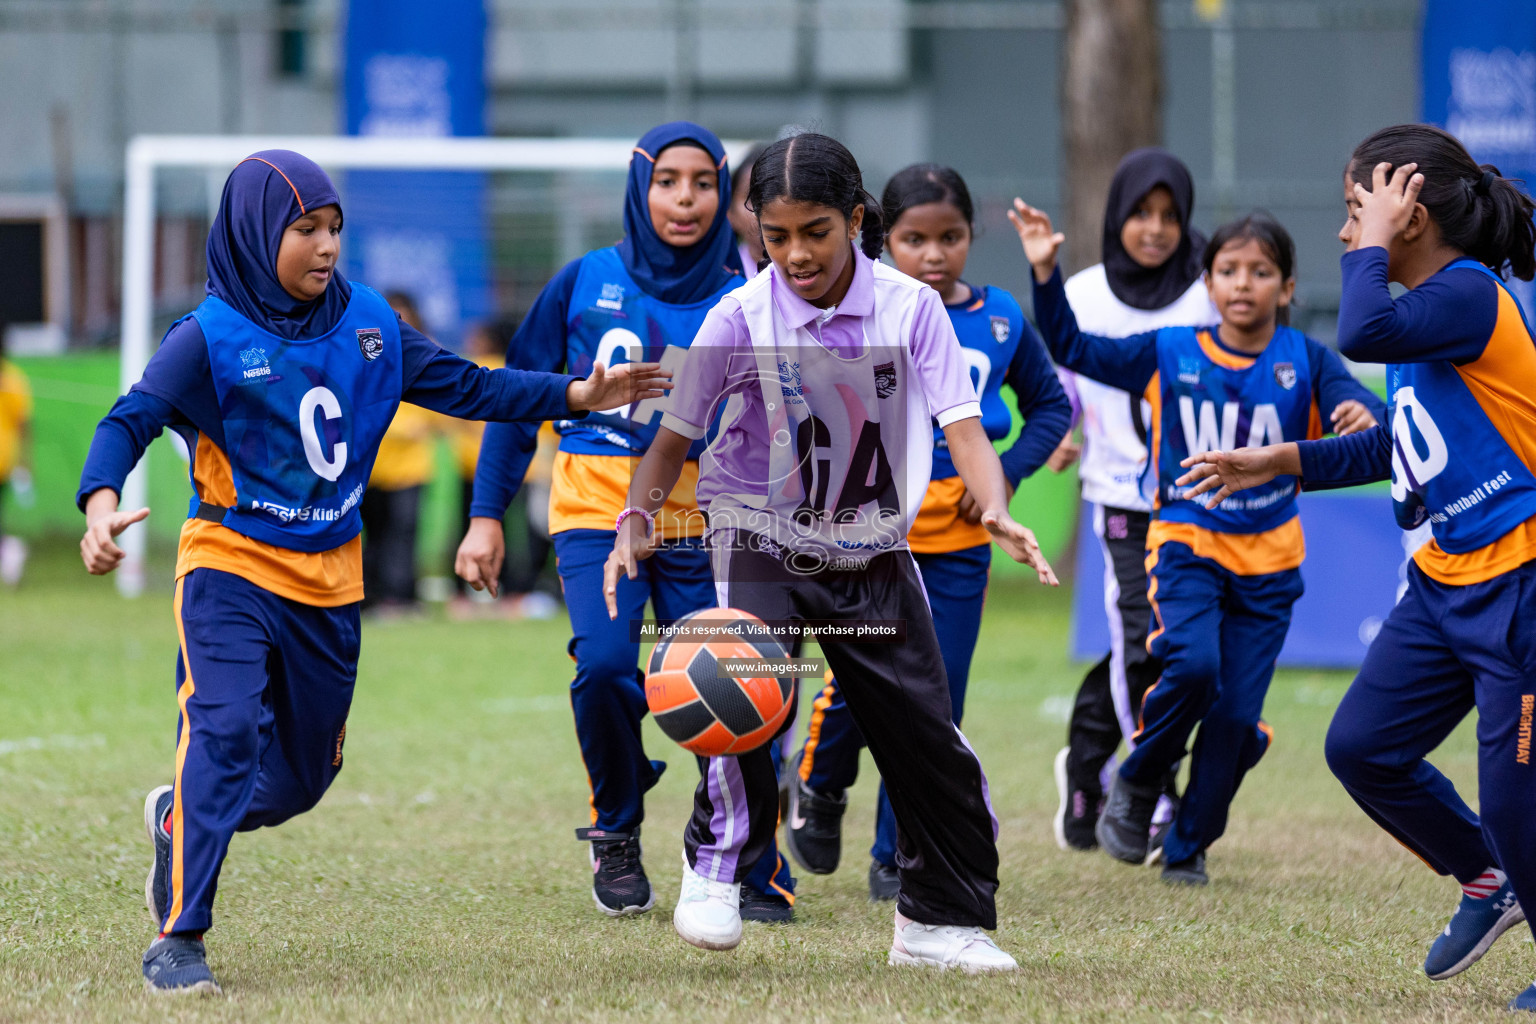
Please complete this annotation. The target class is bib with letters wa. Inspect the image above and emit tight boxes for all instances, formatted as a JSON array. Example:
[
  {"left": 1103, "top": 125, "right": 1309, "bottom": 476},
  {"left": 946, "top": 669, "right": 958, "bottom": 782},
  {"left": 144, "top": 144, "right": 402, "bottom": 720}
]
[
  {"left": 1155, "top": 325, "right": 1314, "bottom": 533},
  {"left": 195, "top": 285, "right": 403, "bottom": 552}
]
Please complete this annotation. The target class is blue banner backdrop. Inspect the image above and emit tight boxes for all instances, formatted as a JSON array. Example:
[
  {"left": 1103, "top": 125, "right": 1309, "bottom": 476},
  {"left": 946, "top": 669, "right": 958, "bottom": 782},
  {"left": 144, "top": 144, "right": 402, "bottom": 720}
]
[
  {"left": 341, "top": 0, "right": 489, "bottom": 348},
  {"left": 1423, "top": 0, "right": 1536, "bottom": 309}
]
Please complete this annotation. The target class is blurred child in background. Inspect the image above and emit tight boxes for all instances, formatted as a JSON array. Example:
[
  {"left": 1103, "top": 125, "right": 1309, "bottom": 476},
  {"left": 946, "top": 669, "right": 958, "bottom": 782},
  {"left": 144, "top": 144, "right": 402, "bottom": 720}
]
[
  {"left": 1049, "top": 149, "right": 1220, "bottom": 854},
  {"left": 727, "top": 143, "right": 767, "bottom": 277},
  {"left": 360, "top": 291, "right": 436, "bottom": 615},
  {"left": 0, "top": 324, "right": 33, "bottom": 586},
  {"left": 449, "top": 318, "right": 558, "bottom": 619}
]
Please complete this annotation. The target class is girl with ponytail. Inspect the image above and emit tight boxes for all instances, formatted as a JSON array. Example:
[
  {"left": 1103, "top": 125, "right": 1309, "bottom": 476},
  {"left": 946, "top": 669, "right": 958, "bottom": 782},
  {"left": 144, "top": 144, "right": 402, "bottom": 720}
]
[
  {"left": 1178, "top": 123, "right": 1536, "bottom": 1011},
  {"left": 782, "top": 162, "right": 1072, "bottom": 901},
  {"left": 604, "top": 132, "right": 1057, "bottom": 968}
]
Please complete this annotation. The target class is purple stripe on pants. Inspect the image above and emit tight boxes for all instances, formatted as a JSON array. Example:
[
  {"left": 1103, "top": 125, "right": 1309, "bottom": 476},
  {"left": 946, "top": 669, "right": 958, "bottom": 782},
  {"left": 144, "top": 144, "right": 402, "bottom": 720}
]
[
  {"left": 954, "top": 726, "right": 999, "bottom": 841},
  {"left": 697, "top": 755, "right": 750, "bottom": 881}
]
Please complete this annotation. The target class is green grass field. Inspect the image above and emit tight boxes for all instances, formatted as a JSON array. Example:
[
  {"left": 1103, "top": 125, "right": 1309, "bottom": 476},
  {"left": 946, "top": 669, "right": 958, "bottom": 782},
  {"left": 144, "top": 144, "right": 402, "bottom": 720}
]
[{"left": 0, "top": 542, "right": 1520, "bottom": 1023}]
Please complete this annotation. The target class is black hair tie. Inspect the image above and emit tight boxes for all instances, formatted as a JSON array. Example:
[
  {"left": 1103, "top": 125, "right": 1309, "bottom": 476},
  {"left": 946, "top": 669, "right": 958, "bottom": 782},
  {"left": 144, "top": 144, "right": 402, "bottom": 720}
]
[{"left": 1476, "top": 170, "right": 1497, "bottom": 196}]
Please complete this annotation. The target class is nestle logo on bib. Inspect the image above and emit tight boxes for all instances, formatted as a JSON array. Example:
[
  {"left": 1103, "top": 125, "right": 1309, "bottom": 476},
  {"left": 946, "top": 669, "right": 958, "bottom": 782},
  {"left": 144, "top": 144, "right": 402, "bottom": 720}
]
[
  {"left": 874, "top": 361, "right": 897, "bottom": 399},
  {"left": 238, "top": 346, "right": 270, "bottom": 380},
  {"left": 1274, "top": 362, "right": 1296, "bottom": 390},
  {"left": 597, "top": 283, "right": 625, "bottom": 310},
  {"left": 357, "top": 328, "right": 383, "bottom": 362},
  {"left": 990, "top": 316, "right": 1010, "bottom": 344}
]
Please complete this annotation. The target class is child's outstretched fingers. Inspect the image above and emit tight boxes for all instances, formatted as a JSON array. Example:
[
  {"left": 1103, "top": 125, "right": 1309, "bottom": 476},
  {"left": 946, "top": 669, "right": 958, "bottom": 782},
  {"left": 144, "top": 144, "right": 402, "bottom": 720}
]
[
  {"left": 981, "top": 512, "right": 1060, "bottom": 587},
  {"left": 1007, "top": 199, "right": 1065, "bottom": 276},
  {"left": 80, "top": 507, "right": 149, "bottom": 575},
  {"left": 571, "top": 362, "right": 675, "bottom": 413},
  {"left": 1175, "top": 451, "right": 1247, "bottom": 508}
]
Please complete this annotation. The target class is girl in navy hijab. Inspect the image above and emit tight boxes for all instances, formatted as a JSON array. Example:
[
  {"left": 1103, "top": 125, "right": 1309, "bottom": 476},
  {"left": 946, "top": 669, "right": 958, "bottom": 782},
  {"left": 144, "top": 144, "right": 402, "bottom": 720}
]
[
  {"left": 456, "top": 122, "right": 797, "bottom": 923},
  {"left": 76, "top": 149, "right": 667, "bottom": 994}
]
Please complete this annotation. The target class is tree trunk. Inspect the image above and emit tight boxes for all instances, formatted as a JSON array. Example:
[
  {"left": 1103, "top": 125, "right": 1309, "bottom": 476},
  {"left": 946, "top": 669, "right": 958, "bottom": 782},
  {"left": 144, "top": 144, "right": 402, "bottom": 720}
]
[{"left": 1062, "top": 0, "right": 1162, "bottom": 274}]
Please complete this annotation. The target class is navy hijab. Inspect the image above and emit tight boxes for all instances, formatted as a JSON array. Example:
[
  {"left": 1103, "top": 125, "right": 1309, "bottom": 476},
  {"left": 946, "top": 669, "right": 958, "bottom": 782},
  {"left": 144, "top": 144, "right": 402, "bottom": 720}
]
[
  {"left": 616, "top": 122, "right": 741, "bottom": 305},
  {"left": 206, "top": 150, "right": 352, "bottom": 340},
  {"left": 1101, "top": 147, "right": 1207, "bottom": 312}
]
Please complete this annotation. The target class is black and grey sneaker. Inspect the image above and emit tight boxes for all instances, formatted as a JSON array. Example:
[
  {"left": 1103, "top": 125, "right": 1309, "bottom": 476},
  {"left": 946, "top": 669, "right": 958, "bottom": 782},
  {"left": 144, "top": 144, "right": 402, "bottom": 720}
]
[
  {"left": 577, "top": 827, "right": 655, "bottom": 917},
  {"left": 739, "top": 884, "right": 794, "bottom": 923},
  {"left": 783, "top": 772, "right": 846, "bottom": 876},
  {"left": 142, "top": 935, "right": 220, "bottom": 995},
  {"left": 1053, "top": 747, "right": 1099, "bottom": 851},
  {"left": 1095, "top": 772, "right": 1162, "bottom": 864},
  {"left": 868, "top": 859, "right": 900, "bottom": 902},
  {"left": 1161, "top": 850, "right": 1208, "bottom": 886},
  {"left": 143, "top": 785, "right": 173, "bottom": 927}
]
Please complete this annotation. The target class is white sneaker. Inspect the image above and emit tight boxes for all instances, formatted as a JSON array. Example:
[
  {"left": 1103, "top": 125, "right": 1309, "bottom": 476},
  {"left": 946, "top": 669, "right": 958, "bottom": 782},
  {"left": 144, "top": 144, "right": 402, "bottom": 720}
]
[
  {"left": 673, "top": 856, "right": 742, "bottom": 950},
  {"left": 888, "top": 910, "right": 1018, "bottom": 972}
]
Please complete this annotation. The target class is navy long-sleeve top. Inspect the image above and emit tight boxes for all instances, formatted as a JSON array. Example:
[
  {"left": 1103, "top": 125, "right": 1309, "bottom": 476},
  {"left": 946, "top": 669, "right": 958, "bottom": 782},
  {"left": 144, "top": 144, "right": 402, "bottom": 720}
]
[
  {"left": 76, "top": 314, "right": 582, "bottom": 606},
  {"left": 1031, "top": 266, "right": 1383, "bottom": 435},
  {"left": 1295, "top": 247, "right": 1498, "bottom": 490},
  {"left": 77, "top": 315, "right": 581, "bottom": 512},
  {"left": 469, "top": 259, "right": 583, "bottom": 520}
]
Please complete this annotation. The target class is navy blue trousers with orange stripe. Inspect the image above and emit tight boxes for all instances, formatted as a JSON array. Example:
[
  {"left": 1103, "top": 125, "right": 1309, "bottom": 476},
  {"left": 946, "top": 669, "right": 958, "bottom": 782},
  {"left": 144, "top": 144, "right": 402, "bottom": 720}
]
[
  {"left": 800, "top": 543, "right": 991, "bottom": 868},
  {"left": 1118, "top": 541, "right": 1302, "bottom": 866},
  {"left": 1325, "top": 559, "right": 1536, "bottom": 935},
  {"left": 162, "top": 568, "right": 357, "bottom": 935}
]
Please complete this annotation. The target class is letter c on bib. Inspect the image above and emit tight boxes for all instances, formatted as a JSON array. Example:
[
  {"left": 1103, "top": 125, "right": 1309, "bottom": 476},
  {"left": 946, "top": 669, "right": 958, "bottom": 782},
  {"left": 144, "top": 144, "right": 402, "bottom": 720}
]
[{"left": 299, "top": 386, "right": 348, "bottom": 481}]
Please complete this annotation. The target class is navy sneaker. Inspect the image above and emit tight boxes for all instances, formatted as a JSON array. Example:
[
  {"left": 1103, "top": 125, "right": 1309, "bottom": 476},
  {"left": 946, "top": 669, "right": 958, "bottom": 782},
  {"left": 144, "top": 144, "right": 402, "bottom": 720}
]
[
  {"left": 1161, "top": 851, "right": 1208, "bottom": 886},
  {"left": 784, "top": 758, "right": 846, "bottom": 876},
  {"left": 1424, "top": 881, "right": 1524, "bottom": 980},
  {"left": 142, "top": 785, "right": 173, "bottom": 927},
  {"left": 1095, "top": 772, "right": 1161, "bottom": 865},
  {"left": 739, "top": 884, "right": 794, "bottom": 923},
  {"left": 1510, "top": 981, "right": 1536, "bottom": 1012},
  {"left": 868, "top": 859, "right": 900, "bottom": 902},
  {"left": 142, "top": 935, "right": 220, "bottom": 995},
  {"left": 577, "top": 827, "right": 655, "bottom": 917},
  {"left": 1053, "top": 747, "right": 1099, "bottom": 852}
]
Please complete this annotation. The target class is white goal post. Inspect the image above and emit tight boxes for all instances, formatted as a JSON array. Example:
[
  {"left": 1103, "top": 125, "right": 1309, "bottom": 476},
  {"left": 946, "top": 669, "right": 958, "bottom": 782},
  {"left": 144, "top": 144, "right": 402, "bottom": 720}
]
[{"left": 115, "top": 134, "right": 753, "bottom": 596}]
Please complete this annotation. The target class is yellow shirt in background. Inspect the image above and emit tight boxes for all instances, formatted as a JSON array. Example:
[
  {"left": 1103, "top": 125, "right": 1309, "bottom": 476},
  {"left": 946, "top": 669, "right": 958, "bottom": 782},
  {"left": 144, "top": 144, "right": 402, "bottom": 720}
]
[
  {"left": 369, "top": 401, "right": 438, "bottom": 491},
  {"left": 0, "top": 359, "right": 32, "bottom": 480}
]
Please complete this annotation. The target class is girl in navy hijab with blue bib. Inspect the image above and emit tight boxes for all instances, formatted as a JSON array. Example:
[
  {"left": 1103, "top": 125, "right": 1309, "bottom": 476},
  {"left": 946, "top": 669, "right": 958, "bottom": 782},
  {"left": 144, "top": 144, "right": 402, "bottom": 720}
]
[
  {"left": 456, "top": 122, "right": 798, "bottom": 923},
  {"left": 77, "top": 150, "right": 667, "bottom": 995}
]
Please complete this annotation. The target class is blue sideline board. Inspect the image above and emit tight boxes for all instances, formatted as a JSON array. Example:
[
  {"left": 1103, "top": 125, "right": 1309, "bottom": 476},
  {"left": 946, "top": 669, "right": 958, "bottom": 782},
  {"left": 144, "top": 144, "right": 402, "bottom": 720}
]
[{"left": 1069, "top": 493, "right": 1411, "bottom": 670}]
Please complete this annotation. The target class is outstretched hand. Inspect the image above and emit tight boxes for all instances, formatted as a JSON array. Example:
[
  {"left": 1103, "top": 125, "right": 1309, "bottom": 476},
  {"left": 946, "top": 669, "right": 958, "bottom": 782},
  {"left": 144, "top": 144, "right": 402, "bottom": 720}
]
[
  {"left": 567, "top": 361, "right": 674, "bottom": 413},
  {"left": 1176, "top": 449, "right": 1282, "bottom": 509},
  {"left": 980, "top": 510, "right": 1059, "bottom": 586},
  {"left": 80, "top": 506, "right": 149, "bottom": 575},
  {"left": 1007, "top": 199, "right": 1066, "bottom": 283}
]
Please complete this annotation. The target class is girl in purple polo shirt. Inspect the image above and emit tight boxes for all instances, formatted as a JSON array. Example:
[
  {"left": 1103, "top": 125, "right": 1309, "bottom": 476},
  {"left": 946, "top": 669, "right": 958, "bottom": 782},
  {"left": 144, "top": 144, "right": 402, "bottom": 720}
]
[{"left": 603, "top": 132, "right": 1057, "bottom": 971}]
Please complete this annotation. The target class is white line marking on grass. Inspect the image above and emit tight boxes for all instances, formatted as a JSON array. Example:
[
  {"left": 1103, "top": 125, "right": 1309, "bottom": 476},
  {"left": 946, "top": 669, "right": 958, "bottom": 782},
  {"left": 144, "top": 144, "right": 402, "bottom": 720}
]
[
  {"left": 1038, "top": 696, "right": 1073, "bottom": 724},
  {"left": 0, "top": 734, "right": 106, "bottom": 756}
]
